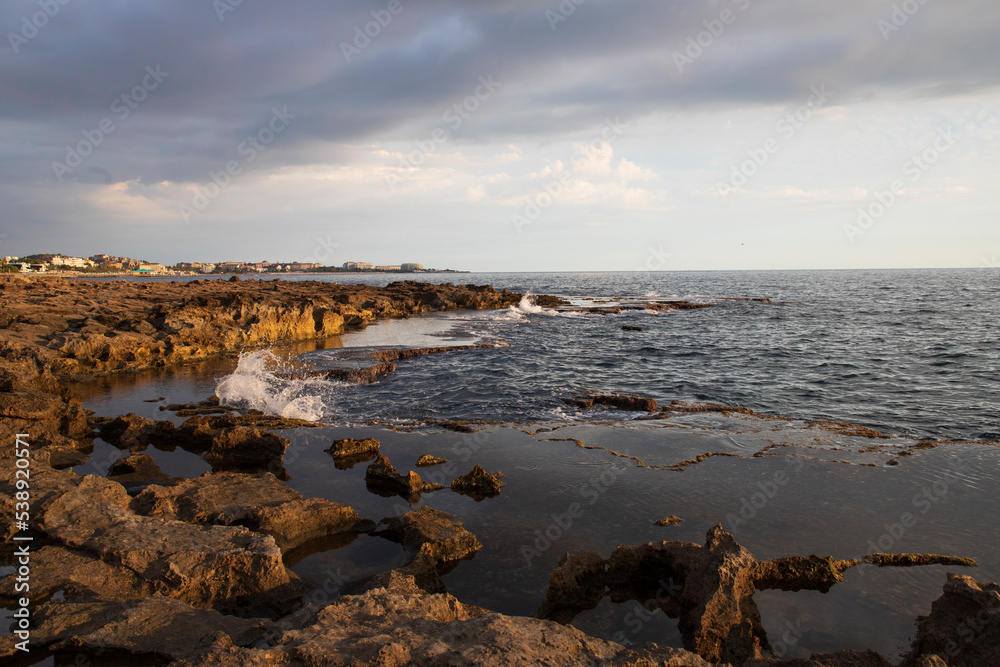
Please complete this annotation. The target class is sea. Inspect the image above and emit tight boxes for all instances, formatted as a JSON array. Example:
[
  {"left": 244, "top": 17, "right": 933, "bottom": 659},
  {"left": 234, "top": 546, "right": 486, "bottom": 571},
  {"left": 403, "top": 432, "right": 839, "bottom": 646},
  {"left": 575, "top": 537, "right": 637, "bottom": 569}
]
[{"left": 74, "top": 268, "right": 1000, "bottom": 662}]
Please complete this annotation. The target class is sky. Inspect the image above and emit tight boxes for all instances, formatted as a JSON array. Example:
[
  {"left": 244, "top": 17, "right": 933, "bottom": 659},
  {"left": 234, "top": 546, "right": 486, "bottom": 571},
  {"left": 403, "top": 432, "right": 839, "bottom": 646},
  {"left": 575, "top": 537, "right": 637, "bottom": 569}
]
[{"left": 1, "top": 0, "right": 998, "bottom": 271}]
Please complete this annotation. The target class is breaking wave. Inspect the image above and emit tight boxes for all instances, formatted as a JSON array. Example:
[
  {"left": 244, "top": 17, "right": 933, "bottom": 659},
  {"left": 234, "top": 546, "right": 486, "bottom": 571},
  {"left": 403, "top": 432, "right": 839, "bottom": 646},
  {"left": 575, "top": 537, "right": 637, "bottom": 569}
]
[{"left": 215, "top": 350, "right": 329, "bottom": 422}]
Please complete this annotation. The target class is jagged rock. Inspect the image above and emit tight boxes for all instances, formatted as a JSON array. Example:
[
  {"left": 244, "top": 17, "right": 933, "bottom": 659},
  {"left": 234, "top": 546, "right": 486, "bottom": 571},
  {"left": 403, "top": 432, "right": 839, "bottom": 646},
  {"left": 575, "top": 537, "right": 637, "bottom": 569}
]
[
  {"left": 450, "top": 464, "right": 505, "bottom": 500},
  {"left": 365, "top": 454, "right": 446, "bottom": 500},
  {"left": 903, "top": 574, "right": 1000, "bottom": 667},
  {"left": 0, "top": 596, "right": 270, "bottom": 661},
  {"left": 416, "top": 454, "right": 449, "bottom": 467},
  {"left": 132, "top": 471, "right": 358, "bottom": 552},
  {"left": 326, "top": 437, "right": 380, "bottom": 458},
  {"left": 537, "top": 526, "right": 770, "bottom": 664},
  {"left": 656, "top": 515, "right": 684, "bottom": 527}
]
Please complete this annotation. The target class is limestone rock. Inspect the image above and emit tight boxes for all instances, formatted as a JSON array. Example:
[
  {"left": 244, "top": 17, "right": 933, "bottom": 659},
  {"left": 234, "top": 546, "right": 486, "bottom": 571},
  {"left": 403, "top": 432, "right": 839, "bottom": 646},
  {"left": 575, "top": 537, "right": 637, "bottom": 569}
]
[
  {"left": 327, "top": 437, "right": 380, "bottom": 458},
  {"left": 450, "top": 464, "right": 505, "bottom": 500},
  {"left": 132, "top": 471, "right": 358, "bottom": 552},
  {"left": 365, "top": 454, "right": 446, "bottom": 500},
  {"left": 903, "top": 574, "right": 1000, "bottom": 667},
  {"left": 0, "top": 596, "right": 270, "bottom": 661}
]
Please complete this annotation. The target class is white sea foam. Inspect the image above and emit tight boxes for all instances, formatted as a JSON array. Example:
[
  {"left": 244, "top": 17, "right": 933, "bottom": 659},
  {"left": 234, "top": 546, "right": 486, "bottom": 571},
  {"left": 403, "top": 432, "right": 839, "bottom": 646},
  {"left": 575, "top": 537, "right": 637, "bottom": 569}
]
[
  {"left": 504, "top": 291, "right": 560, "bottom": 318},
  {"left": 215, "top": 350, "right": 329, "bottom": 422}
]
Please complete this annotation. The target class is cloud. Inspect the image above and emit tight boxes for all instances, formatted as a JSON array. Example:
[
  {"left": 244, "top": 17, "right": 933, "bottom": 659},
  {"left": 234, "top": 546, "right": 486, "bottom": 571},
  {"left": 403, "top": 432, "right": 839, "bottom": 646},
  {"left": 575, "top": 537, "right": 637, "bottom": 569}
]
[{"left": 1, "top": 0, "right": 998, "bottom": 268}]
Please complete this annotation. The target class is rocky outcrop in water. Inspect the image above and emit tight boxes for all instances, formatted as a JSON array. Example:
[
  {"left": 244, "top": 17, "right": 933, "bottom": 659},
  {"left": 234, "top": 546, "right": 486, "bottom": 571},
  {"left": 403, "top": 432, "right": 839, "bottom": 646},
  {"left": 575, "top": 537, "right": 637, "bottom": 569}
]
[
  {"left": 365, "top": 454, "right": 447, "bottom": 501},
  {"left": 537, "top": 526, "right": 984, "bottom": 665},
  {"left": 450, "top": 464, "right": 506, "bottom": 500},
  {"left": 327, "top": 437, "right": 381, "bottom": 458}
]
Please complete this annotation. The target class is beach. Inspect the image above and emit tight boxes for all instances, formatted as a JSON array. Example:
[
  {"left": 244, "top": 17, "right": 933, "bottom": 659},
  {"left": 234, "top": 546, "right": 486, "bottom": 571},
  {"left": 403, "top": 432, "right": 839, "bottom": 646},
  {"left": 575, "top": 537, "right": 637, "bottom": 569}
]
[{"left": 1, "top": 272, "right": 998, "bottom": 666}]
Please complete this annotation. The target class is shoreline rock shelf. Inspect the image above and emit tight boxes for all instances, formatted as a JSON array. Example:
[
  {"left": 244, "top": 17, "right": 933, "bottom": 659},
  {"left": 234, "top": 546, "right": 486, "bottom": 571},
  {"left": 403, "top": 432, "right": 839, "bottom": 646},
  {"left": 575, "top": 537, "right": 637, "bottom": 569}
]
[{"left": 1, "top": 275, "right": 998, "bottom": 665}]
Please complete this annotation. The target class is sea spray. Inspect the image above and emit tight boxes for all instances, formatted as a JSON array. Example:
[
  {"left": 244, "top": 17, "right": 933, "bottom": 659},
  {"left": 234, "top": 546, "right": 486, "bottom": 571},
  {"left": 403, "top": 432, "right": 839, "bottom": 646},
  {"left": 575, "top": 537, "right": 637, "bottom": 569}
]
[{"left": 215, "top": 350, "right": 329, "bottom": 421}]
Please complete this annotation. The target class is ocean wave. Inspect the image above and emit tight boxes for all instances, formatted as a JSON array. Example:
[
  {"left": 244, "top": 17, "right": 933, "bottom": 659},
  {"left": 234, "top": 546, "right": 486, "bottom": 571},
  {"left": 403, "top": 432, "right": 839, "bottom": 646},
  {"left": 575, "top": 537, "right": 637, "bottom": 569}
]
[{"left": 215, "top": 350, "right": 331, "bottom": 422}]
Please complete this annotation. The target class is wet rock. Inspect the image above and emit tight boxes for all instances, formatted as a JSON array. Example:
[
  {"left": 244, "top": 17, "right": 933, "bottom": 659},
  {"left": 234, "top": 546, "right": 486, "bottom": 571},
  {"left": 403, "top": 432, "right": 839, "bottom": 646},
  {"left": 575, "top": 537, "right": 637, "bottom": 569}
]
[
  {"left": 365, "top": 454, "right": 446, "bottom": 500},
  {"left": 755, "top": 555, "right": 860, "bottom": 593},
  {"left": 450, "top": 464, "right": 505, "bottom": 500},
  {"left": 903, "top": 574, "right": 1000, "bottom": 667},
  {"left": 378, "top": 506, "right": 483, "bottom": 566},
  {"left": 572, "top": 393, "right": 658, "bottom": 413},
  {"left": 621, "top": 325, "right": 644, "bottom": 332},
  {"left": 0, "top": 596, "right": 270, "bottom": 662},
  {"left": 864, "top": 553, "right": 978, "bottom": 568},
  {"left": 204, "top": 426, "right": 290, "bottom": 473},
  {"left": 106, "top": 451, "right": 174, "bottom": 492},
  {"left": 96, "top": 412, "right": 175, "bottom": 449},
  {"left": 431, "top": 419, "right": 482, "bottom": 433},
  {"left": 327, "top": 437, "right": 381, "bottom": 458},
  {"left": 655, "top": 515, "right": 684, "bottom": 527},
  {"left": 132, "top": 471, "right": 358, "bottom": 552},
  {"left": 416, "top": 454, "right": 449, "bottom": 467},
  {"left": 537, "top": 526, "right": 770, "bottom": 664}
]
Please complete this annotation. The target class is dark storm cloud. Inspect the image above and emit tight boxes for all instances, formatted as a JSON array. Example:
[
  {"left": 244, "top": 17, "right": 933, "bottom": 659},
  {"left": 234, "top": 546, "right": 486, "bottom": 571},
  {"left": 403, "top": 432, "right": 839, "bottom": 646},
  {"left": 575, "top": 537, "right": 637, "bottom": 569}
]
[{"left": 2, "top": 0, "right": 998, "bottom": 185}]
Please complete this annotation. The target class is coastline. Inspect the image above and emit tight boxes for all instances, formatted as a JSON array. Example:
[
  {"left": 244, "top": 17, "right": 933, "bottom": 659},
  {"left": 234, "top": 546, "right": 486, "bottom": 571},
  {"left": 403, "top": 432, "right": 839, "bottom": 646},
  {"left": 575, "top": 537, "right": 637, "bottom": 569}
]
[{"left": 1, "top": 275, "right": 997, "bottom": 665}]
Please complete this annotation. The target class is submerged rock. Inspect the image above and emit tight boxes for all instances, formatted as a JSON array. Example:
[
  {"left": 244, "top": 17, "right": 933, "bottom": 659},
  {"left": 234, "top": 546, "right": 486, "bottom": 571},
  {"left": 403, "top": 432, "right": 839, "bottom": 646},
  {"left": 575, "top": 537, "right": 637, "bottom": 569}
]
[{"left": 450, "top": 464, "right": 505, "bottom": 500}]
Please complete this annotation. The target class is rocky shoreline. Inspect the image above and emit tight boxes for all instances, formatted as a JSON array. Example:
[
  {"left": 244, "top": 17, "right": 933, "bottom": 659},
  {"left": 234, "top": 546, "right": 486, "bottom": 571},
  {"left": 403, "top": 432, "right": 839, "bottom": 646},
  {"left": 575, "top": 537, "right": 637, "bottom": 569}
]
[{"left": 1, "top": 275, "right": 997, "bottom": 666}]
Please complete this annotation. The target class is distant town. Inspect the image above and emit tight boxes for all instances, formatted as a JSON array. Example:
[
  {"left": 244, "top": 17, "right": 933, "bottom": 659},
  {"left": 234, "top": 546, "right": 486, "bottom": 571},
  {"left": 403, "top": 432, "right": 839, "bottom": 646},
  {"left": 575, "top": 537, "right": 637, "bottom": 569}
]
[{"left": 1, "top": 254, "right": 466, "bottom": 276}]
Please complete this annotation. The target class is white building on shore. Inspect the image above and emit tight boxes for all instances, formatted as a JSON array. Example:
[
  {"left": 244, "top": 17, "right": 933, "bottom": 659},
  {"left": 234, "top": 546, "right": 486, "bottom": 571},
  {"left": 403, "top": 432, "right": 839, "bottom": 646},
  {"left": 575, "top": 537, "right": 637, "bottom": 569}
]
[{"left": 51, "top": 256, "right": 95, "bottom": 269}]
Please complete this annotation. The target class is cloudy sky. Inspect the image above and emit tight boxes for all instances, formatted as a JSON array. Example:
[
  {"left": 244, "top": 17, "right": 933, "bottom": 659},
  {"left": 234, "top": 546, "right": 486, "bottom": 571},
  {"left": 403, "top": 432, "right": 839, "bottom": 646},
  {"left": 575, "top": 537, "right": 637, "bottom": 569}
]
[{"left": 2, "top": 0, "right": 998, "bottom": 271}]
